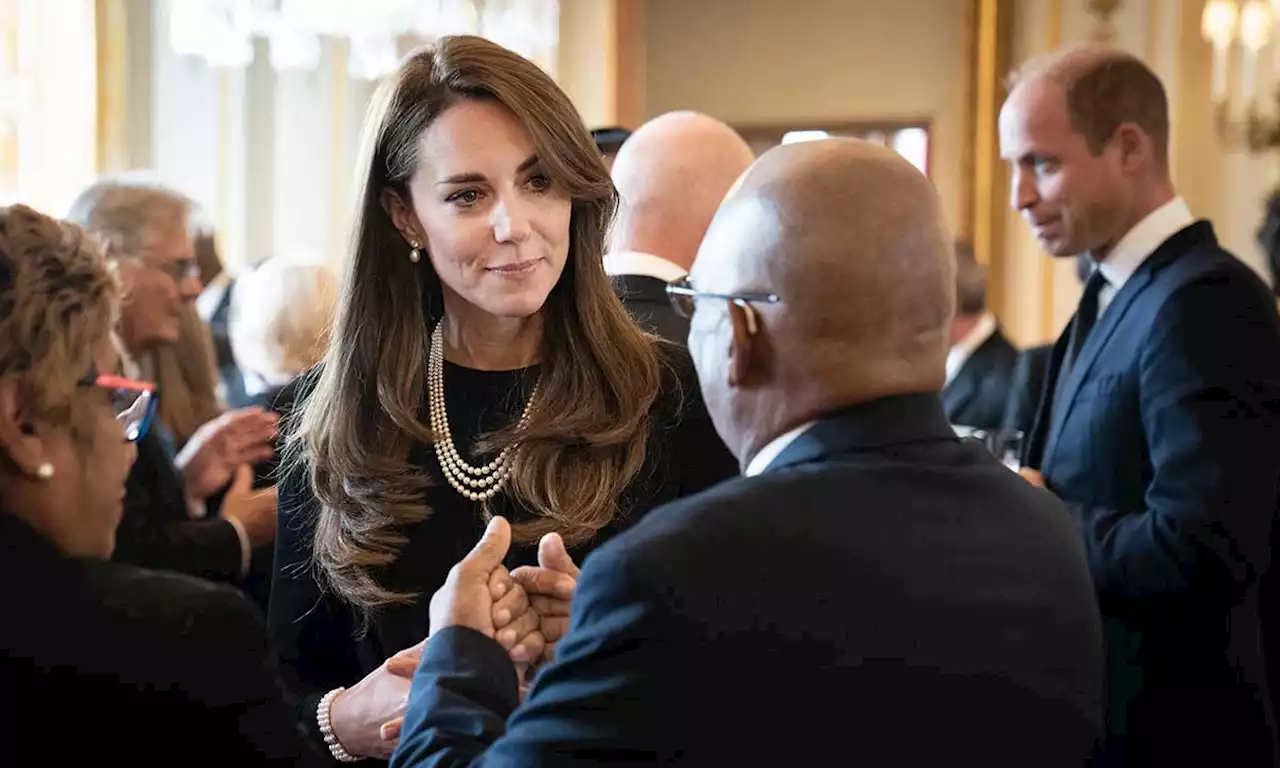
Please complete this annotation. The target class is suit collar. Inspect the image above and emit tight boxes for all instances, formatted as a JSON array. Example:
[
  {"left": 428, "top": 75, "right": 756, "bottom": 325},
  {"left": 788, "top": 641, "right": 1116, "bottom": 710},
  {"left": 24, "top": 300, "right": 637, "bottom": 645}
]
[
  {"left": 765, "top": 393, "right": 957, "bottom": 474},
  {"left": 1095, "top": 197, "right": 1194, "bottom": 294},
  {"left": 1041, "top": 220, "right": 1216, "bottom": 464}
]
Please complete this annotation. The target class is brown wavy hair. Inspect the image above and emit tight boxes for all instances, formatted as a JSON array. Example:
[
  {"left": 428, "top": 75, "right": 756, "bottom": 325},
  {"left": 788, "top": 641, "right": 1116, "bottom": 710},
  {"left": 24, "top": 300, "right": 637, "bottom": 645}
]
[
  {"left": 289, "top": 36, "right": 664, "bottom": 611},
  {"left": 153, "top": 302, "right": 223, "bottom": 446},
  {"left": 0, "top": 205, "right": 120, "bottom": 442}
]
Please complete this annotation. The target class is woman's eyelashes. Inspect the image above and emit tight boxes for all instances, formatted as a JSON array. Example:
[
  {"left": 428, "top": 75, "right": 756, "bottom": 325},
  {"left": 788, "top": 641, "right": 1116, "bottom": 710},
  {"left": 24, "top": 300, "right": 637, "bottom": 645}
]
[{"left": 443, "top": 174, "right": 554, "bottom": 210}]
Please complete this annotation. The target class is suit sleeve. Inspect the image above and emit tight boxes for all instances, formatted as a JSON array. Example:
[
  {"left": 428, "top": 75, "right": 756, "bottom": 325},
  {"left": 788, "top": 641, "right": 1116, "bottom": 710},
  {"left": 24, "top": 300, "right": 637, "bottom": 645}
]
[
  {"left": 391, "top": 545, "right": 689, "bottom": 767},
  {"left": 1070, "top": 274, "right": 1280, "bottom": 602},
  {"left": 114, "top": 432, "right": 244, "bottom": 583},
  {"left": 182, "top": 584, "right": 328, "bottom": 766},
  {"left": 268, "top": 454, "right": 364, "bottom": 754}
]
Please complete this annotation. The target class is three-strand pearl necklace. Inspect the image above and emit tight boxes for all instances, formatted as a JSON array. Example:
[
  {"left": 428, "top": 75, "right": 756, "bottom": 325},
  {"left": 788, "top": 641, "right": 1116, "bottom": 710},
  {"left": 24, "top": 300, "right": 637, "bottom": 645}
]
[{"left": 428, "top": 322, "right": 540, "bottom": 502}]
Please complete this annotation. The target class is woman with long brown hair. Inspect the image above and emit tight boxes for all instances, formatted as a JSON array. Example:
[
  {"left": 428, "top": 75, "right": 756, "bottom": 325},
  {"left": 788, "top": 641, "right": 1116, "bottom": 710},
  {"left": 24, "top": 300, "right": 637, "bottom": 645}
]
[{"left": 268, "top": 35, "right": 736, "bottom": 761}]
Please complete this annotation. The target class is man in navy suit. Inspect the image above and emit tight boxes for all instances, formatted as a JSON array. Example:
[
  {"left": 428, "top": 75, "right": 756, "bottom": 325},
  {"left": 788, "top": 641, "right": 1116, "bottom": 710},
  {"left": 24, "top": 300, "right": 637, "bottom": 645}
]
[
  {"left": 1003, "top": 44, "right": 1280, "bottom": 765},
  {"left": 390, "top": 138, "right": 1105, "bottom": 766}
]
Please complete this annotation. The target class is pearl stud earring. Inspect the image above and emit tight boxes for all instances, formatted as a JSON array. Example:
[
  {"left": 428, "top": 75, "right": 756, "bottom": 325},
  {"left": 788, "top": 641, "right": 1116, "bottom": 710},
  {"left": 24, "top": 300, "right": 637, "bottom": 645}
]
[{"left": 36, "top": 462, "right": 54, "bottom": 480}]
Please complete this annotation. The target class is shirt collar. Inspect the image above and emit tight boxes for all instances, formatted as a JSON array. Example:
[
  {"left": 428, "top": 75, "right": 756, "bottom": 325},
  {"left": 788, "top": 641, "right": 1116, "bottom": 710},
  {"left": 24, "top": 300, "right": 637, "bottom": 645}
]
[
  {"left": 1095, "top": 197, "right": 1194, "bottom": 292},
  {"left": 602, "top": 250, "right": 688, "bottom": 283},
  {"left": 945, "top": 312, "right": 997, "bottom": 385},
  {"left": 744, "top": 420, "right": 818, "bottom": 477}
]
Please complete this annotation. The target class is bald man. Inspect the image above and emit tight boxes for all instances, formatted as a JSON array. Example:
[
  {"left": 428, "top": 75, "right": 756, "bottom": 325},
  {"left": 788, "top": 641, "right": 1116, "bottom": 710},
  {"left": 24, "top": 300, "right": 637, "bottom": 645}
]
[
  {"left": 391, "top": 139, "right": 1104, "bottom": 767},
  {"left": 605, "top": 110, "right": 755, "bottom": 343},
  {"left": 1002, "top": 45, "right": 1280, "bottom": 766}
]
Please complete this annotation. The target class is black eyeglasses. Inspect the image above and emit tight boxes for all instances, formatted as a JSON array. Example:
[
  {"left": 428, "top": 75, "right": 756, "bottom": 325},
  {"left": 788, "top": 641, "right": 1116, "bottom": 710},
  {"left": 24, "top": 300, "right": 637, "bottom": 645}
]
[{"left": 666, "top": 277, "right": 780, "bottom": 332}]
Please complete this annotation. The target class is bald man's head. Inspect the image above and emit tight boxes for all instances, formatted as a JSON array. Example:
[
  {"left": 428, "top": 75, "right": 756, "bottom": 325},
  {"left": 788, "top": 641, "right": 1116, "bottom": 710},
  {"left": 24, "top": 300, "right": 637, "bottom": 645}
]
[
  {"left": 688, "top": 138, "right": 954, "bottom": 466},
  {"left": 609, "top": 111, "right": 755, "bottom": 272}
]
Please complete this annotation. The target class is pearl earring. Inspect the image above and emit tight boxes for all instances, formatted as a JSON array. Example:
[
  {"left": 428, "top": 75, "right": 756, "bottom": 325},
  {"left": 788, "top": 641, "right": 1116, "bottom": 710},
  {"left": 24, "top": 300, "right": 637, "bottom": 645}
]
[
  {"left": 409, "top": 240, "right": 422, "bottom": 264},
  {"left": 36, "top": 462, "right": 54, "bottom": 480}
]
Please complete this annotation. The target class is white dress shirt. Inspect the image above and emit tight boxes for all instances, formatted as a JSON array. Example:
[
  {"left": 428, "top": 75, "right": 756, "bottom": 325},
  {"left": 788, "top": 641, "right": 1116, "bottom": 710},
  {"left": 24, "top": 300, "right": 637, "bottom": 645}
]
[
  {"left": 602, "top": 250, "right": 688, "bottom": 283},
  {"left": 945, "top": 312, "right": 997, "bottom": 386},
  {"left": 1094, "top": 197, "right": 1194, "bottom": 316},
  {"left": 744, "top": 420, "right": 818, "bottom": 477}
]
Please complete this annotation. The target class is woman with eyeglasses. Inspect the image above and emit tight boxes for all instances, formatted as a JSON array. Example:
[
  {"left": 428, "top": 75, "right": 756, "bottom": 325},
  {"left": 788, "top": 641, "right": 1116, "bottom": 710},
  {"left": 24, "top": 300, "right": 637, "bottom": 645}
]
[
  {"left": 0, "top": 204, "right": 322, "bottom": 764},
  {"left": 270, "top": 36, "right": 738, "bottom": 761}
]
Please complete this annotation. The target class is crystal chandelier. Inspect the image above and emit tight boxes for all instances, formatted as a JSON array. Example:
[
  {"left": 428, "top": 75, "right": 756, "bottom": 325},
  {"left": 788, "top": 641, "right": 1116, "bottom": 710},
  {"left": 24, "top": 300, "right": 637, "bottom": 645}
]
[{"left": 169, "top": 0, "right": 560, "bottom": 80}]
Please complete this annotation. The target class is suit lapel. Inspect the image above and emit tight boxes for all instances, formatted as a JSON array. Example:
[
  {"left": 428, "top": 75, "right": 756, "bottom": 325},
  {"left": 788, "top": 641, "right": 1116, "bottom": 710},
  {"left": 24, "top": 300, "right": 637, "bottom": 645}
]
[
  {"left": 1043, "top": 268, "right": 1154, "bottom": 458},
  {"left": 1025, "top": 332, "right": 1068, "bottom": 468},
  {"left": 1040, "top": 221, "right": 1216, "bottom": 469}
]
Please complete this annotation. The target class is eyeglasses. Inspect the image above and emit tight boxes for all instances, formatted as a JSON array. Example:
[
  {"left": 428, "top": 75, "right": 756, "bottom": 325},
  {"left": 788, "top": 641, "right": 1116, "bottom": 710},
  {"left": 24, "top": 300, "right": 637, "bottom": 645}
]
[
  {"left": 77, "top": 373, "right": 158, "bottom": 443},
  {"left": 666, "top": 277, "right": 780, "bottom": 334}
]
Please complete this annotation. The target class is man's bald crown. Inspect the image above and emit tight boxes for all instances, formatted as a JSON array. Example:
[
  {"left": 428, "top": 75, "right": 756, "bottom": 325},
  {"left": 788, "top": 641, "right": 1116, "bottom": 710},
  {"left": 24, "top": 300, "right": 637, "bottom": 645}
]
[
  {"left": 609, "top": 111, "right": 755, "bottom": 270},
  {"left": 700, "top": 138, "right": 954, "bottom": 360}
]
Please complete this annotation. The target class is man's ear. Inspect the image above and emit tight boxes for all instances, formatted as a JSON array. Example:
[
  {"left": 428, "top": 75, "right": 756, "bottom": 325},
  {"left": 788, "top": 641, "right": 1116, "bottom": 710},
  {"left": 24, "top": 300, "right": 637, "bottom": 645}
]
[
  {"left": 379, "top": 187, "right": 420, "bottom": 244},
  {"left": 1113, "top": 123, "right": 1150, "bottom": 174},
  {"left": 0, "top": 379, "right": 46, "bottom": 477},
  {"left": 726, "top": 303, "right": 757, "bottom": 390}
]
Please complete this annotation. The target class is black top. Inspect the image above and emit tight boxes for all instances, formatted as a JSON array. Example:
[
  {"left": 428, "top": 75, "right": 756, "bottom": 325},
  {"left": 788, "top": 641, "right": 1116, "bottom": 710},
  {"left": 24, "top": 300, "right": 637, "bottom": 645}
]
[
  {"left": 268, "top": 343, "right": 738, "bottom": 754},
  {"left": 1, "top": 512, "right": 324, "bottom": 766},
  {"left": 391, "top": 394, "right": 1105, "bottom": 767}
]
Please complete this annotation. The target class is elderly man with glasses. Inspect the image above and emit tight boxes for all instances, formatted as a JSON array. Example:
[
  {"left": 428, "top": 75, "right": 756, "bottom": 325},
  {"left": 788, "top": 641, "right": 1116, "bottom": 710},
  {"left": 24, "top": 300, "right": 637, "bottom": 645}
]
[
  {"left": 65, "top": 177, "right": 278, "bottom": 587},
  {"left": 387, "top": 139, "right": 1105, "bottom": 767}
]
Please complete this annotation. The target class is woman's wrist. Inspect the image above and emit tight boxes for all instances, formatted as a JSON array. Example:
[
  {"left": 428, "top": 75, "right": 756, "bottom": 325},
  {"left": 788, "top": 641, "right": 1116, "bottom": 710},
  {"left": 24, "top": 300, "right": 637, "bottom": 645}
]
[{"left": 317, "top": 687, "right": 363, "bottom": 762}]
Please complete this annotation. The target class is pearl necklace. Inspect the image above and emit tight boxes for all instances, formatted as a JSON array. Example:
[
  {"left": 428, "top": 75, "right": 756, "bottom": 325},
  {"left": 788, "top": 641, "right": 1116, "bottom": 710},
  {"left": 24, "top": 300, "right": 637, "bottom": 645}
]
[{"left": 428, "top": 322, "right": 540, "bottom": 502}]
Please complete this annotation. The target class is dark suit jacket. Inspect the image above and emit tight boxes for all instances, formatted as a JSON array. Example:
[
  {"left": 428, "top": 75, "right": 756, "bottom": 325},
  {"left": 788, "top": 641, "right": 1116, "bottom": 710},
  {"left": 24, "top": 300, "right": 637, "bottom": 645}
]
[
  {"left": 1025, "top": 221, "right": 1280, "bottom": 766},
  {"left": 611, "top": 273, "right": 689, "bottom": 344},
  {"left": 942, "top": 325, "right": 1019, "bottom": 430},
  {"left": 113, "top": 427, "right": 244, "bottom": 583},
  {"left": 392, "top": 394, "right": 1105, "bottom": 767},
  {"left": 1, "top": 513, "right": 323, "bottom": 765},
  {"left": 1002, "top": 342, "right": 1054, "bottom": 436}
]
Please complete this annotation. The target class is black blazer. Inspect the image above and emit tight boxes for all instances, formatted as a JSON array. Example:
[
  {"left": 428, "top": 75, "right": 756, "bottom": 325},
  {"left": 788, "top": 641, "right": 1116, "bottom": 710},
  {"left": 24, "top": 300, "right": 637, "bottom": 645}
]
[
  {"left": 113, "top": 427, "right": 244, "bottom": 583},
  {"left": 392, "top": 394, "right": 1105, "bottom": 767},
  {"left": 1001, "top": 342, "right": 1054, "bottom": 436},
  {"left": 1026, "top": 221, "right": 1280, "bottom": 766},
  {"left": 611, "top": 273, "right": 689, "bottom": 344},
  {"left": 942, "top": 326, "right": 1019, "bottom": 430},
  {"left": 1, "top": 513, "right": 323, "bottom": 765}
]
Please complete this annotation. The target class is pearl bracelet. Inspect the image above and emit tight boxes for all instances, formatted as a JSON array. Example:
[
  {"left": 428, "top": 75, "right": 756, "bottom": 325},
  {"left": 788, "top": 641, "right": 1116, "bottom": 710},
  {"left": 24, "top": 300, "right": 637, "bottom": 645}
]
[{"left": 317, "top": 687, "right": 363, "bottom": 763}]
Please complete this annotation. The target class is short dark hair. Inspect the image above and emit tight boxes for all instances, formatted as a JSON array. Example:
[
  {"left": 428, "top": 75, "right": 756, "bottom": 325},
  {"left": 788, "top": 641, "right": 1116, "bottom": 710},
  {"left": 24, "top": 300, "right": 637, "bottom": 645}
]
[{"left": 1010, "top": 47, "right": 1170, "bottom": 167}]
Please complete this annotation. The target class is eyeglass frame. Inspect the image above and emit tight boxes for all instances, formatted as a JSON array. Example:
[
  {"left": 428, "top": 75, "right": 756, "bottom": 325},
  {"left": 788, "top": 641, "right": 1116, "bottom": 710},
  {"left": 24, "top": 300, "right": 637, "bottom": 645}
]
[
  {"left": 75, "top": 372, "right": 158, "bottom": 443},
  {"left": 665, "top": 276, "right": 780, "bottom": 335}
]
